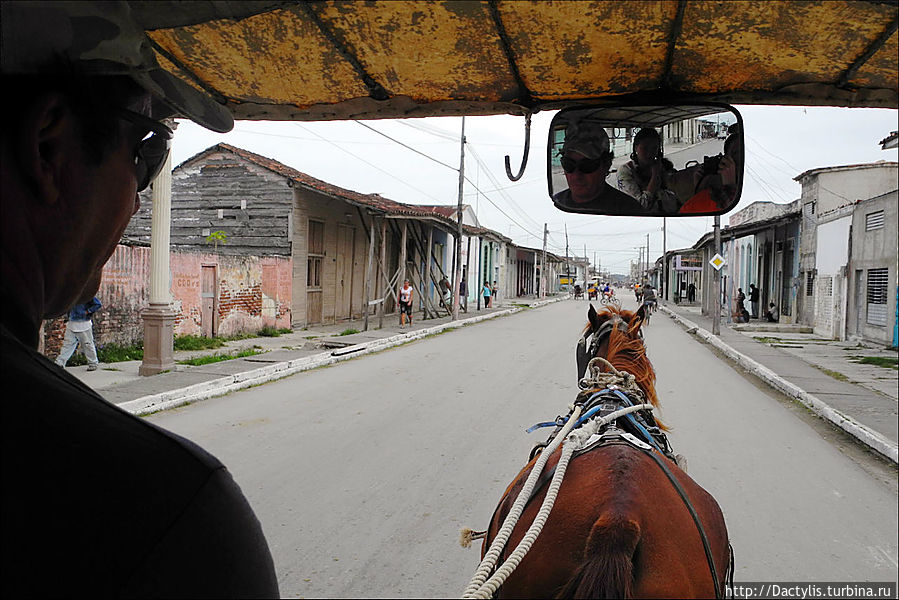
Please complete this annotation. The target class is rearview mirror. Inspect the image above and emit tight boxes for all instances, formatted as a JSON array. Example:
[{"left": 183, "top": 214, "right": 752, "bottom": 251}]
[{"left": 547, "top": 104, "right": 744, "bottom": 217}]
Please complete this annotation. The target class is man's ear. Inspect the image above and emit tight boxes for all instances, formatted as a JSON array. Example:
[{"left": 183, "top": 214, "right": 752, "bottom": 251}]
[{"left": 20, "top": 92, "right": 73, "bottom": 207}]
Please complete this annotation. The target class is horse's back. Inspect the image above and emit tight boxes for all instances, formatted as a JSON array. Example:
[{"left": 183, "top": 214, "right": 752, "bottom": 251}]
[{"left": 487, "top": 443, "right": 728, "bottom": 599}]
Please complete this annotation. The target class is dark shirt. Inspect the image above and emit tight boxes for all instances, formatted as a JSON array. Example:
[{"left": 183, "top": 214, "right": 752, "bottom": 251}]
[
  {"left": 1, "top": 325, "right": 279, "bottom": 598},
  {"left": 552, "top": 185, "right": 645, "bottom": 215},
  {"left": 749, "top": 287, "right": 760, "bottom": 302}
]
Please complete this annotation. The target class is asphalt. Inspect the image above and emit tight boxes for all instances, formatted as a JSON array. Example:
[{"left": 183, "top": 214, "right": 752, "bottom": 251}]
[{"left": 61, "top": 295, "right": 898, "bottom": 463}]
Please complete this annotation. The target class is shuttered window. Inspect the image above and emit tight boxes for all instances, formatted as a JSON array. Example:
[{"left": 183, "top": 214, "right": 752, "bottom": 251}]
[
  {"left": 307, "top": 220, "right": 324, "bottom": 290},
  {"left": 866, "top": 268, "right": 888, "bottom": 326},
  {"left": 865, "top": 211, "right": 885, "bottom": 231}
]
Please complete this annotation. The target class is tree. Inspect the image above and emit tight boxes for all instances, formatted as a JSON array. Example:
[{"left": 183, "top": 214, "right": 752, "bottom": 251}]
[{"left": 205, "top": 230, "right": 227, "bottom": 250}]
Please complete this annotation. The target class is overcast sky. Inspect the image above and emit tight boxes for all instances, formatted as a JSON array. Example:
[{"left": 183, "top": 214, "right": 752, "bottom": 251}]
[{"left": 170, "top": 106, "right": 897, "bottom": 275}]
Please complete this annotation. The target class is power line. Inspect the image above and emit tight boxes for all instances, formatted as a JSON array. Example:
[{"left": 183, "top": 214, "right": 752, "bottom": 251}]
[
  {"left": 353, "top": 120, "right": 459, "bottom": 171},
  {"left": 293, "top": 123, "right": 445, "bottom": 203}
]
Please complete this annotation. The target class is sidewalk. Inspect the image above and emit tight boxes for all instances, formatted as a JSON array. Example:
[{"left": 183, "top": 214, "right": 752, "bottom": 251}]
[
  {"left": 62, "top": 296, "right": 564, "bottom": 417},
  {"left": 661, "top": 302, "right": 898, "bottom": 463}
]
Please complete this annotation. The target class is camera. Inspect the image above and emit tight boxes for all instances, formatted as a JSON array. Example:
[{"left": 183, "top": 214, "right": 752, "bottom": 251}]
[{"left": 703, "top": 154, "right": 723, "bottom": 173}]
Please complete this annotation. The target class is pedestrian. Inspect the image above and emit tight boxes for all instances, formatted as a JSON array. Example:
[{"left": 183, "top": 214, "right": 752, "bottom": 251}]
[
  {"left": 55, "top": 297, "right": 102, "bottom": 371},
  {"left": 483, "top": 280, "right": 492, "bottom": 308},
  {"left": 687, "top": 282, "right": 696, "bottom": 303},
  {"left": 736, "top": 287, "right": 747, "bottom": 317},
  {"left": 749, "top": 283, "right": 760, "bottom": 319},
  {"left": 399, "top": 279, "right": 414, "bottom": 326},
  {"left": 492, "top": 280, "right": 498, "bottom": 306},
  {"left": 460, "top": 276, "right": 468, "bottom": 313},
  {"left": 765, "top": 302, "right": 780, "bottom": 323},
  {"left": 1, "top": 3, "right": 278, "bottom": 596}
]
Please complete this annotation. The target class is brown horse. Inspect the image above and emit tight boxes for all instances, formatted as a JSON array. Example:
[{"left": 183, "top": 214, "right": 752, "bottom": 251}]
[{"left": 475, "top": 304, "right": 730, "bottom": 599}]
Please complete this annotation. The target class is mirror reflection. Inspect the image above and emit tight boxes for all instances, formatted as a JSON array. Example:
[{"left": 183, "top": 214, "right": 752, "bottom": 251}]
[{"left": 548, "top": 105, "right": 743, "bottom": 217}]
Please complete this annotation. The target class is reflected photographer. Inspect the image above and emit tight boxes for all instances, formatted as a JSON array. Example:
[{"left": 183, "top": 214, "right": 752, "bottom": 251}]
[
  {"left": 616, "top": 128, "right": 680, "bottom": 213},
  {"left": 679, "top": 130, "right": 741, "bottom": 214},
  {"left": 552, "top": 122, "right": 644, "bottom": 215}
]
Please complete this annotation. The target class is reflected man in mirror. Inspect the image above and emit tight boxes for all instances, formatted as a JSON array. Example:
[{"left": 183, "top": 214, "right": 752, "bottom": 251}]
[
  {"left": 552, "top": 121, "right": 644, "bottom": 214},
  {"left": 679, "top": 130, "right": 741, "bottom": 214},
  {"left": 616, "top": 128, "right": 680, "bottom": 212}
]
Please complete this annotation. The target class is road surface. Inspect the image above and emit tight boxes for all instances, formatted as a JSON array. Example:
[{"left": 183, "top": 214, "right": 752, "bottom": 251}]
[{"left": 148, "top": 299, "right": 898, "bottom": 598}]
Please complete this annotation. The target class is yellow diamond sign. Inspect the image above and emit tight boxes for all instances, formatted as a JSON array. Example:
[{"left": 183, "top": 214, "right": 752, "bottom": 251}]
[{"left": 709, "top": 253, "right": 726, "bottom": 270}]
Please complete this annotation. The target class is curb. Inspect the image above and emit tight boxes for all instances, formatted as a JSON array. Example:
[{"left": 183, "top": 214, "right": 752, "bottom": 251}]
[
  {"left": 120, "top": 296, "right": 569, "bottom": 417},
  {"left": 660, "top": 306, "right": 899, "bottom": 464}
]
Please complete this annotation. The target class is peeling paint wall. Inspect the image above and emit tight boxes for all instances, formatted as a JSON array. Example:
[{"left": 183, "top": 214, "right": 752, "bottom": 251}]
[{"left": 40, "top": 244, "right": 291, "bottom": 359}]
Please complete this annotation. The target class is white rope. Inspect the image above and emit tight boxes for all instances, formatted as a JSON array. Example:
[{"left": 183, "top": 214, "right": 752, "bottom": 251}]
[
  {"left": 462, "top": 404, "right": 583, "bottom": 598},
  {"left": 462, "top": 403, "right": 654, "bottom": 599}
]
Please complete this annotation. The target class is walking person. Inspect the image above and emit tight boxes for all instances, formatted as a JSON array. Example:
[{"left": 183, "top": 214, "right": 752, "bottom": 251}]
[
  {"left": 749, "top": 283, "right": 760, "bottom": 319},
  {"left": 492, "top": 280, "right": 499, "bottom": 307},
  {"left": 399, "top": 279, "right": 414, "bottom": 327},
  {"left": 483, "top": 280, "right": 492, "bottom": 308},
  {"left": 55, "top": 297, "right": 102, "bottom": 371},
  {"left": 460, "top": 276, "right": 468, "bottom": 313},
  {"left": 735, "top": 287, "right": 749, "bottom": 323},
  {"left": 687, "top": 282, "right": 696, "bottom": 303}
]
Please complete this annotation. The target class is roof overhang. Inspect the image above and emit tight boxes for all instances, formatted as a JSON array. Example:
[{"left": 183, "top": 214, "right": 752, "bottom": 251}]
[{"left": 130, "top": 0, "right": 899, "bottom": 123}]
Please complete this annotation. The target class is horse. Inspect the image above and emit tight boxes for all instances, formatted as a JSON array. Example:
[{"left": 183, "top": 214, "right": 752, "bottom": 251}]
[{"left": 464, "top": 304, "right": 731, "bottom": 599}]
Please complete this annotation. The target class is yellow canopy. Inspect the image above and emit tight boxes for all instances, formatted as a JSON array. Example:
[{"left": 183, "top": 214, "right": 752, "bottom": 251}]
[{"left": 131, "top": 0, "right": 898, "bottom": 121}]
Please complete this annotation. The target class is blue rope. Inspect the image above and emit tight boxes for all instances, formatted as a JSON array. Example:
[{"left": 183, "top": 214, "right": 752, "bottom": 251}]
[{"left": 526, "top": 388, "right": 662, "bottom": 453}]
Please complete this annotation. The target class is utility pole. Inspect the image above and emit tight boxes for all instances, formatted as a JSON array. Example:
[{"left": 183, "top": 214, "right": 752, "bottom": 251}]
[
  {"left": 646, "top": 233, "right": 650, "bottom": 285},
  {"left": 541, "top": 223, "right": 548, "bottom": 298},
  {"left": 662, "top": 217, "right": 667, "bottom": 300},
  {"left": 452, "top": 116, "right": 465, "bottom": 321},
  {"left": 565, "top": 223, "right": 570, "bottom": 291},
  {"left": 712, "top": 215, "right": 722, "bottom": 336}
]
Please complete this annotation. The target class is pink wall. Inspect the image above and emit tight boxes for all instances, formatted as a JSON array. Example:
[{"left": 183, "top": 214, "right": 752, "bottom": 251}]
[{"left": 41, "top": 244, "right": 292, "bottom": 357}]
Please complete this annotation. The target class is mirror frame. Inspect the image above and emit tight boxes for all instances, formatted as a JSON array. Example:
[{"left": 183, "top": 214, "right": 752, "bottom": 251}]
[{"left": 546, "top": 102, "right": 745, "bottom": 217}]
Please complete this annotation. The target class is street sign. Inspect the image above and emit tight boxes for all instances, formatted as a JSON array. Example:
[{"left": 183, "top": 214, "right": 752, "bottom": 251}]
[{"left": 709, "top": 253, "right": 726, "bottom": 270}]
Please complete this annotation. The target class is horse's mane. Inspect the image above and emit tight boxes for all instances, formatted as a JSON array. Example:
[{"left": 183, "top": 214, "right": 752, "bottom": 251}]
[{"left": 583, "top": 306, "right": 662, "bottom": 427}]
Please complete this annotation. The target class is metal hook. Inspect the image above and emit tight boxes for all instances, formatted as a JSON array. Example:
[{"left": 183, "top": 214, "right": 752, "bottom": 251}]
[{"left": 504, "top": 112, "right": 531, "bottom": 181}]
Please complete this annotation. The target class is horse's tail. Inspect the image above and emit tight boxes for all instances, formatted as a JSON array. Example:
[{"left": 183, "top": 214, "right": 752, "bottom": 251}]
[{"left": 556, "top": 514, "right": 640, "bottom": 599}]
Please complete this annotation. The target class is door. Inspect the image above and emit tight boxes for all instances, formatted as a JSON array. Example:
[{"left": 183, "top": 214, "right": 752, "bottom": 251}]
[
  {"left": 335, "top": 225, "right": 355, "bottom": 320},
  {"left": 201, "top": 265, "right": 217, "bottom": 338}
]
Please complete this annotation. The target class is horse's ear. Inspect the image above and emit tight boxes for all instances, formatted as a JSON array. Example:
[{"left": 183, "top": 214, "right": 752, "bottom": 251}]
[
  {"left": 631, "top": 304, "right": 647, "bottom": 332},
  {"left": 588, "top": 304, "right": 600, "bottom": 332}
]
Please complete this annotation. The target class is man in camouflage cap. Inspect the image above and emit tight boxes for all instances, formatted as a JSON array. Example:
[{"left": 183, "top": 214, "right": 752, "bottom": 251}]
[
  {"left": 552, "top": 118, "right": 644, "bottom": 215},
  {"left": 1, "top": 2, "right": 278, "bottom": 596}
]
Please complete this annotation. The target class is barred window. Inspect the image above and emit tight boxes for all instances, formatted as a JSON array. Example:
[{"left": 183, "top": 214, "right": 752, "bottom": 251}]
[
  {"left": 806, "top": 271, "right": 815, "bottom": 296},
  {"left": 866, "top": 268, "right": 889, "bottom": 326},
  {"left": 865, "top": 211, "right": 885, "bottom": 231}
]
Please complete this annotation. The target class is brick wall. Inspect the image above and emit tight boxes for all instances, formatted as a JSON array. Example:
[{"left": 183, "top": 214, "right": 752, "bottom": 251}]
[{"left": 41, "top": 244, "right": 292, "bottom": 358}]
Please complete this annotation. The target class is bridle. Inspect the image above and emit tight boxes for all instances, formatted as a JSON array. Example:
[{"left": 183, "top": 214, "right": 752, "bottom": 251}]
[{"left": 576, "top": 313, "right": 635, "bottom": 383}]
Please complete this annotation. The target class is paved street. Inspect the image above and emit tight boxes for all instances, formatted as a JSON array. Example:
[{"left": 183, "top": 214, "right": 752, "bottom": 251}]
[{"left": 147, "top": 300, "right": 898, "bottom": 598}]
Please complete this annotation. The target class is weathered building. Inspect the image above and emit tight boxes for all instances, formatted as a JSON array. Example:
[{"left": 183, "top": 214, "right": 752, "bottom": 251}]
[
  {"left": 794, "top": 161, "right": 898, "bottom": 327},
  {"left": 847, "top": 189, "right": 897, "bottom": 346}
]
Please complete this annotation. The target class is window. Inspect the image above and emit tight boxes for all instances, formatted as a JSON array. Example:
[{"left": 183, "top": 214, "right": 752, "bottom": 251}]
[
  {"left": 865, "top": 210, "right": 884, "bottom": 231},
  {"left": 806, "top": 271, "right": 815, "bottom": 296},
  {"left": 307, "top": 220, "right": 324, "bottom": 289},
  {"left": 866, "top": 268, "right": 888, "bottom": 326}
]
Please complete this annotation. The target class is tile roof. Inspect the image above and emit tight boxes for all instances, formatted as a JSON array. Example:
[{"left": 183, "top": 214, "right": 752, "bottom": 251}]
[
  {"left": 179, "top": 143, "right": 460, "bottom": 225},
  {"left": 177, "top": 143, "right": 529, "bottom": 247}
]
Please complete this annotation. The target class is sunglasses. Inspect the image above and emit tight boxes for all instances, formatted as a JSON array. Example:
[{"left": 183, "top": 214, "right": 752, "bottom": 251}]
[
  {"left": 561, "top": 155, "right": 604, "bottom": 174},
  {"left": 114, "top": 108, "right": 173, "bottom": 192}
]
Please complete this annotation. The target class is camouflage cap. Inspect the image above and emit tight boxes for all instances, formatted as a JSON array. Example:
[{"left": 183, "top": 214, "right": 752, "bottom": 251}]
[
  {"left": 1, "top": 1, "right": 233, "bottom": 133},
  {"left": 562, "top": 121, "right": 610, "bottom": 160}
]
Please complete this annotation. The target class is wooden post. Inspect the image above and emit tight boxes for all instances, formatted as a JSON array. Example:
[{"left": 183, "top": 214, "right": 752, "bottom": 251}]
[
  {"left": 364, "top": 214, "right": 376, "bottom": 332},
  {"left": 399, "top": 221, "right": 408, "bottom": 323},
  {"left": 426, "top": 224, "right": 434, "bottom": 318},
  {"left": 378, "top": 218, "right": 387, "bottom": 329}
]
